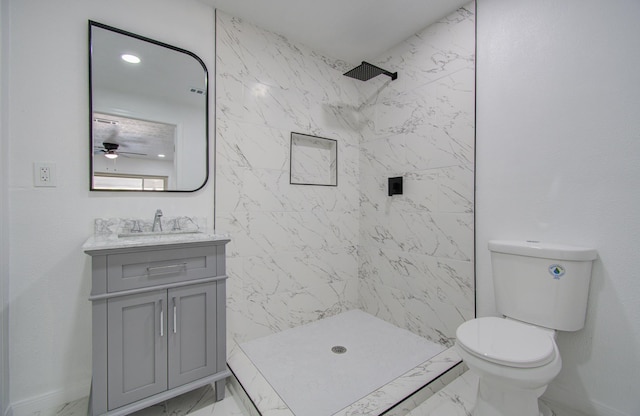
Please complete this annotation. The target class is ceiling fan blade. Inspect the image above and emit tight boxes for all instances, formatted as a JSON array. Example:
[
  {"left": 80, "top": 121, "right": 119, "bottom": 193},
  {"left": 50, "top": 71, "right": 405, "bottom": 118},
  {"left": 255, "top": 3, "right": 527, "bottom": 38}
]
[{"left": 119, "top": 151, "right": 147, "bottom": 156}]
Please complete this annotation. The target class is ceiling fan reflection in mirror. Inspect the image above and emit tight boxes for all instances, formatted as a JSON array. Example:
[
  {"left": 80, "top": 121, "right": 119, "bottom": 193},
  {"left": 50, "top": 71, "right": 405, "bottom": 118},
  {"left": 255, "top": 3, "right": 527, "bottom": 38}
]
[
  {"left": 96, "top": 142, "right": 147, "bottom": 159},
  {"left": 92, "top": 112, "right": 176, "bottom": 161}
]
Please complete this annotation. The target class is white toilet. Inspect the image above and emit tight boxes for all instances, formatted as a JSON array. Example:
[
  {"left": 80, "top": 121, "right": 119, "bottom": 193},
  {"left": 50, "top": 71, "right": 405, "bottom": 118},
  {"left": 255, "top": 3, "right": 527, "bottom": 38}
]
[{"left": 455, "top": 240, "right": 597, "bottom": 416}]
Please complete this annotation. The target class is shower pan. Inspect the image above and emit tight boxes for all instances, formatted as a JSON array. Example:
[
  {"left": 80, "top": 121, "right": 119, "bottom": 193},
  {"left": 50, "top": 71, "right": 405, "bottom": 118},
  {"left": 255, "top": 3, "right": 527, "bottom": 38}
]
[{"left": 228, "top": 311, "right": 465, "bottom": 416}]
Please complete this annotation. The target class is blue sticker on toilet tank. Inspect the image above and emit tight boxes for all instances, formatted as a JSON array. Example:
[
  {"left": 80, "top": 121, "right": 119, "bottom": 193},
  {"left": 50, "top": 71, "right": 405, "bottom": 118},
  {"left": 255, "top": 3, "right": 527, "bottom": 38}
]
[{"left": 549, "top": 264, "right": 565, "bottom": 279}]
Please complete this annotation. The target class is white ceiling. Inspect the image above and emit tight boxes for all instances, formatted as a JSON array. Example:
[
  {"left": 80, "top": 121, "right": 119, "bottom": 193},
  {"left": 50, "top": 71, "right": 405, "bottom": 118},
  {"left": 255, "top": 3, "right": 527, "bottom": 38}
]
[{"left": 201, "top": 0, "right": 471, "bottom": 62}]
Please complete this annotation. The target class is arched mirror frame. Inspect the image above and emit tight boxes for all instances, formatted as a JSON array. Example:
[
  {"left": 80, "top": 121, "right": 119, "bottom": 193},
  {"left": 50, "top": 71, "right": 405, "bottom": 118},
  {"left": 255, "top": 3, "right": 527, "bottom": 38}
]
[{"left": 88, "top": 20, "right": 209, "bottom": 192}]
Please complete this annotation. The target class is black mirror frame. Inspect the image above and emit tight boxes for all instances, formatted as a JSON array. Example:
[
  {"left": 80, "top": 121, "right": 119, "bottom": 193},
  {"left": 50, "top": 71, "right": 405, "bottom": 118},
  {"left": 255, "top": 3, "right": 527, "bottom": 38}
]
[{"left": 88, "top": 20, "right": 209, "bottom": 192}]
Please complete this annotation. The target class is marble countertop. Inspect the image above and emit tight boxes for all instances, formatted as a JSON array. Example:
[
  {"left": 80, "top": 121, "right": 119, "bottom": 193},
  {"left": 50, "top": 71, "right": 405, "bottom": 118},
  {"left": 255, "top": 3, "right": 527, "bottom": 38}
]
[
  {"left": 83, "top": 216, "right": 230, "bottom": 253},
  {"left": 83, "top": 229, "right": 231, "bottom": 253}
]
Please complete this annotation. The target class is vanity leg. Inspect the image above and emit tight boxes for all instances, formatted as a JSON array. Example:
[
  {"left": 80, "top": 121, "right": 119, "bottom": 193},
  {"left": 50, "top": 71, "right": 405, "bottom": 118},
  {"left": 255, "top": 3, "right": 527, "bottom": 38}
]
[{"left": 215, "top": 378, "right": 226, "bottom": 401}]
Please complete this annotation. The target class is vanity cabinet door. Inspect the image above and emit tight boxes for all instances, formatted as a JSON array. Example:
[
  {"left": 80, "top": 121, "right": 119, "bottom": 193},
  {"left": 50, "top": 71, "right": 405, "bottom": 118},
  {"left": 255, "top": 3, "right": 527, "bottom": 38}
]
[
  {"left": 107, "top": 290, "right": 168, "bottom": 410},
  {"left": 167, "top": 282, "right": 217, "bottom": 389}
]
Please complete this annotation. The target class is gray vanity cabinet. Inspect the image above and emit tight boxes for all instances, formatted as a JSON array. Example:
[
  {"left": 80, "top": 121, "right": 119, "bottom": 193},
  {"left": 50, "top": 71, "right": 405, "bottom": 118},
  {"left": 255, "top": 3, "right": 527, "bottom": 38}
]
[{"left": 85, "top": 238, "right": 230, "bottom": 416}]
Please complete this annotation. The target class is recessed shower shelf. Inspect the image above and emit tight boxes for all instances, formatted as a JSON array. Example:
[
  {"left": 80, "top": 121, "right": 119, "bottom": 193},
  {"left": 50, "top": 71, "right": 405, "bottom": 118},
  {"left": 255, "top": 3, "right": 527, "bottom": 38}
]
[{"left": 290, "top": 132, "right": 337, "bottom": 186}]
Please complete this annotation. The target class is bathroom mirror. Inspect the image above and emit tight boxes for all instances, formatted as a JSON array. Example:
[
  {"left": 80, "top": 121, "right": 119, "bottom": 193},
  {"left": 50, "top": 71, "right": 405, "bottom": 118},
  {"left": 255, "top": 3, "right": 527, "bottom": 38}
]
[{"left": 89, "top": 21, "right": 209, "bottom": 191}]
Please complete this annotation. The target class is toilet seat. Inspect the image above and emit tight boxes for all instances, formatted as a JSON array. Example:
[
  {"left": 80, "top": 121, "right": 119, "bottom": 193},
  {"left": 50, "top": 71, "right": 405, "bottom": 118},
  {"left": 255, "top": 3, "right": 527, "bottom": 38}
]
[{"left": 456, "top": 317, "right": 556, "bottom": 368}]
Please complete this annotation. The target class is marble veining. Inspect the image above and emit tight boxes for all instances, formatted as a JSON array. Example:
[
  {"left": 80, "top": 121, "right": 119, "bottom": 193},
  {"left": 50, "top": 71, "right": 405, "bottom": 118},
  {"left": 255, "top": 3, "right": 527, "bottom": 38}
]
[
  {"left": 357, "top": 2, "right": 475, "bottom": 347},
  {"left": 405, "top": 371, "right": 588, "bottom": 416},
  {"left": 93, "top": 216, "right": 206, "bottom": 237},
  {"left": 46, "top": 371, "right": 585, "bottom": 416},
  {"left": 83, "top": 217, "right": 229, "bottom": 251},
  {"left": 216, "top": 3, "right": 476, "bottom": 415},
  {"left": 40, "top": 385, "right": 248, "bottom": 416},
  {"left": 216, "top": 9, "right": 362, "bottom": 348}
]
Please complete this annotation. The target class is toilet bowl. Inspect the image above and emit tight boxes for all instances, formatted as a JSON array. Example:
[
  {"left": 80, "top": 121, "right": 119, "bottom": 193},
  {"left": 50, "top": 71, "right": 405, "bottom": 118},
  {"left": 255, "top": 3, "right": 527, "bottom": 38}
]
[
  {"left": 455, "top": 317, "right": 561, "bottom": 416},
  {"left": 456, "top": 241, "right": 596, "bottom": 416}
]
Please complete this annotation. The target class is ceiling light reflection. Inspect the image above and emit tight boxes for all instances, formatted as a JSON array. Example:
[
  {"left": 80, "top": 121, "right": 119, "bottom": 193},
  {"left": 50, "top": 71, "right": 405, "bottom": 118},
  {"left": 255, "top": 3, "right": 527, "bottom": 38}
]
[{"left": 121, "top": 54, "right": 141, "bottom": 64}]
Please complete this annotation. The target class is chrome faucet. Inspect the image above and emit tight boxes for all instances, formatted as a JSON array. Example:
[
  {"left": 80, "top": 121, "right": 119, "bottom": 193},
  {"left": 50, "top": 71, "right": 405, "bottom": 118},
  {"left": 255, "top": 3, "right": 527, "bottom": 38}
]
[{"left": 152, "top": 209, "right": 163, "bottom": 232}]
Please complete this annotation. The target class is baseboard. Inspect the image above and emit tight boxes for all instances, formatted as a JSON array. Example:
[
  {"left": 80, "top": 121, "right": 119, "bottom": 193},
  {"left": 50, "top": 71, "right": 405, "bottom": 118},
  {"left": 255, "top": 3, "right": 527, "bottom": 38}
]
[
  {"left": 9, "top": 380, "right": 89, "bottom": 416},
  {"left": 543, "top": 388, "right": 630, "bottom": 416}
]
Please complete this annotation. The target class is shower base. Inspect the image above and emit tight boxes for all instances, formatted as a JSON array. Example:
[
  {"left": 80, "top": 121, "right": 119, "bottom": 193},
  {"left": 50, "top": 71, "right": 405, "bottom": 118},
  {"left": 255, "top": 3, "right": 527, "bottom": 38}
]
[{"left": 228, "top": 309, "right": 464, "bottom": 416}]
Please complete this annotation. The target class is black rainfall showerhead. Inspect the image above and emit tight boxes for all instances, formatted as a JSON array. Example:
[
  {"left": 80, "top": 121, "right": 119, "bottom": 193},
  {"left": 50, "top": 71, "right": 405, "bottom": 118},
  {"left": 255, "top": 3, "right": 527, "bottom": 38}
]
[{"left": 343, "top": 61, "right": 397, "bottom": 81}]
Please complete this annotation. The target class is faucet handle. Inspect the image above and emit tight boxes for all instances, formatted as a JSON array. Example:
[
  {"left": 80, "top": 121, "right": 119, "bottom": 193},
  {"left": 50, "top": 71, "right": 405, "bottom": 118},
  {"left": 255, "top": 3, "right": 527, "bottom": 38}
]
[{"left": 130, "top": 220, "right": 142, "bottom": 233}]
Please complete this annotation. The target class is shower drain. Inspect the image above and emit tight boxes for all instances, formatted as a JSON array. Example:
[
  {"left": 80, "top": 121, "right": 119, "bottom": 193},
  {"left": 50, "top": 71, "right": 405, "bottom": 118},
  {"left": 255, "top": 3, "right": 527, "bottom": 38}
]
[{"left": 331, "top": 345, "right": 347, "bottom": 354}]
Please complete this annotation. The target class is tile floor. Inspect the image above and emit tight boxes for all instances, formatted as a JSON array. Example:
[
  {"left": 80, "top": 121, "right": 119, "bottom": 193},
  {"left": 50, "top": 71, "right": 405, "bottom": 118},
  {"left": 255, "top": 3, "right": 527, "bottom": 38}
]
[
  {"left": 46, "top": 371, "right": 590, "bottom": 416},
  {"left": 44, "top": 385, "right": 246, "bottom": 416},
  {"left": 405, "top": 371, "right": 589, "bottom": 416}
]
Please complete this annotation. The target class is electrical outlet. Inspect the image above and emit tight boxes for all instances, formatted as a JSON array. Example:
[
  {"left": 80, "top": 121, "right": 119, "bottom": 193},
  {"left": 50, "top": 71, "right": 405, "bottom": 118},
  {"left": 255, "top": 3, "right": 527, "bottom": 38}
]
[
  {"left": 34, "top": 162, "right": 56, "bottom": 187},
  {"left": 40, "top": 166, "right": 50, "bottom": 182}
]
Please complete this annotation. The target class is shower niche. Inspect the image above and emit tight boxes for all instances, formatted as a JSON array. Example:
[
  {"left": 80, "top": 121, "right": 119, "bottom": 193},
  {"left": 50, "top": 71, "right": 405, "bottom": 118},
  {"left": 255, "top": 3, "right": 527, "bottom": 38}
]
[{"left": 289, "top": 132, "right": 337, "bottom": 186}]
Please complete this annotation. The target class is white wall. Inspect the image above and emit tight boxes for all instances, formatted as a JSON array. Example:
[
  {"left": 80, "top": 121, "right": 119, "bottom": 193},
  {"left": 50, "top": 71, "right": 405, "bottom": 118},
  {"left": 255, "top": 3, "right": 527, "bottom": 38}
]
[
  {"left": 4, "top": 0, "right": 215, "bottom": 414},
  {"left": 476, "top": 1, "right": 640, "bottom": 415},
  {"left": 1, "top": 0, "right": 10, "bottom": 413}
]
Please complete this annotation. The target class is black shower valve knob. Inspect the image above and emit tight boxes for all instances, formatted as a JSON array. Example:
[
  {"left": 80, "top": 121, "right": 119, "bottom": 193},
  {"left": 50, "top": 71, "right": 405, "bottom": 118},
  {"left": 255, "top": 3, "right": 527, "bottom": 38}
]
[{"left": 388, "top": 176, "right": 403, "bottom": 196}]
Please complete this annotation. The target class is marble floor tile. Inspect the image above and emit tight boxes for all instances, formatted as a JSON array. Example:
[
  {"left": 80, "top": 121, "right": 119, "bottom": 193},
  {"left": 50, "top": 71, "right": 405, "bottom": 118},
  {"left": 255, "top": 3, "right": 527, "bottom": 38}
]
[
  {"left": 41, "top": 371, "right": 590, "bottom": 416},
  {"left": 44, "top": 397, "right": 90, "bottom": 416},
  {"left": 408, "top": 371, "right": 590, "bottom": 416},
  {"left": 45, "top": 385, "right": 249, "bottom": 416}
]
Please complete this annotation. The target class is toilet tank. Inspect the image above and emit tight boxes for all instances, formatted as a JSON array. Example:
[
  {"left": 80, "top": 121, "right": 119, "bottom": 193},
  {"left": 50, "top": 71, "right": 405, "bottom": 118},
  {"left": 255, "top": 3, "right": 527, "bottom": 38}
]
[{"left": 489, "top": 240, "right": 597, "bottom": 331}]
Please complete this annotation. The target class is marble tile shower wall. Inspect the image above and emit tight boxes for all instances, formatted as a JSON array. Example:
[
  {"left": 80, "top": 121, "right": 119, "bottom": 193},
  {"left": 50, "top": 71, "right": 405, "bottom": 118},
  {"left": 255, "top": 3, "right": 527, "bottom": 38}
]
[
  {"left": 216, "top": 3, "right": 475, "bottom": 347},
  {"left": 357, "top": 3, "right": 476, "bottom": 346},
  {"left": 215, "top": 12, "right": 363, "bottom": 343}
]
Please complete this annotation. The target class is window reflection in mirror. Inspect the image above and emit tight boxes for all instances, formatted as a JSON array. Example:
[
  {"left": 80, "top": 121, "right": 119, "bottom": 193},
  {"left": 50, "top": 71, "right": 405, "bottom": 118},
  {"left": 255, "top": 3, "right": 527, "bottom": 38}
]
[
  {"left": 93, "top": 174, "right": 167, "bottom": 191},
  {"left": 89, "top": 21, "right": 209, "bottom": 192}
]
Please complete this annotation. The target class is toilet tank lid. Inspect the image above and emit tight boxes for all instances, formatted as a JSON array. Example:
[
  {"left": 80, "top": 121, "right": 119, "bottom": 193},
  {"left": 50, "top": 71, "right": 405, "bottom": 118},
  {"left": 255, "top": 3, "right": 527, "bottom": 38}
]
[{"left": 488, "top": 240, "right": 597, "bottom": 261}]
